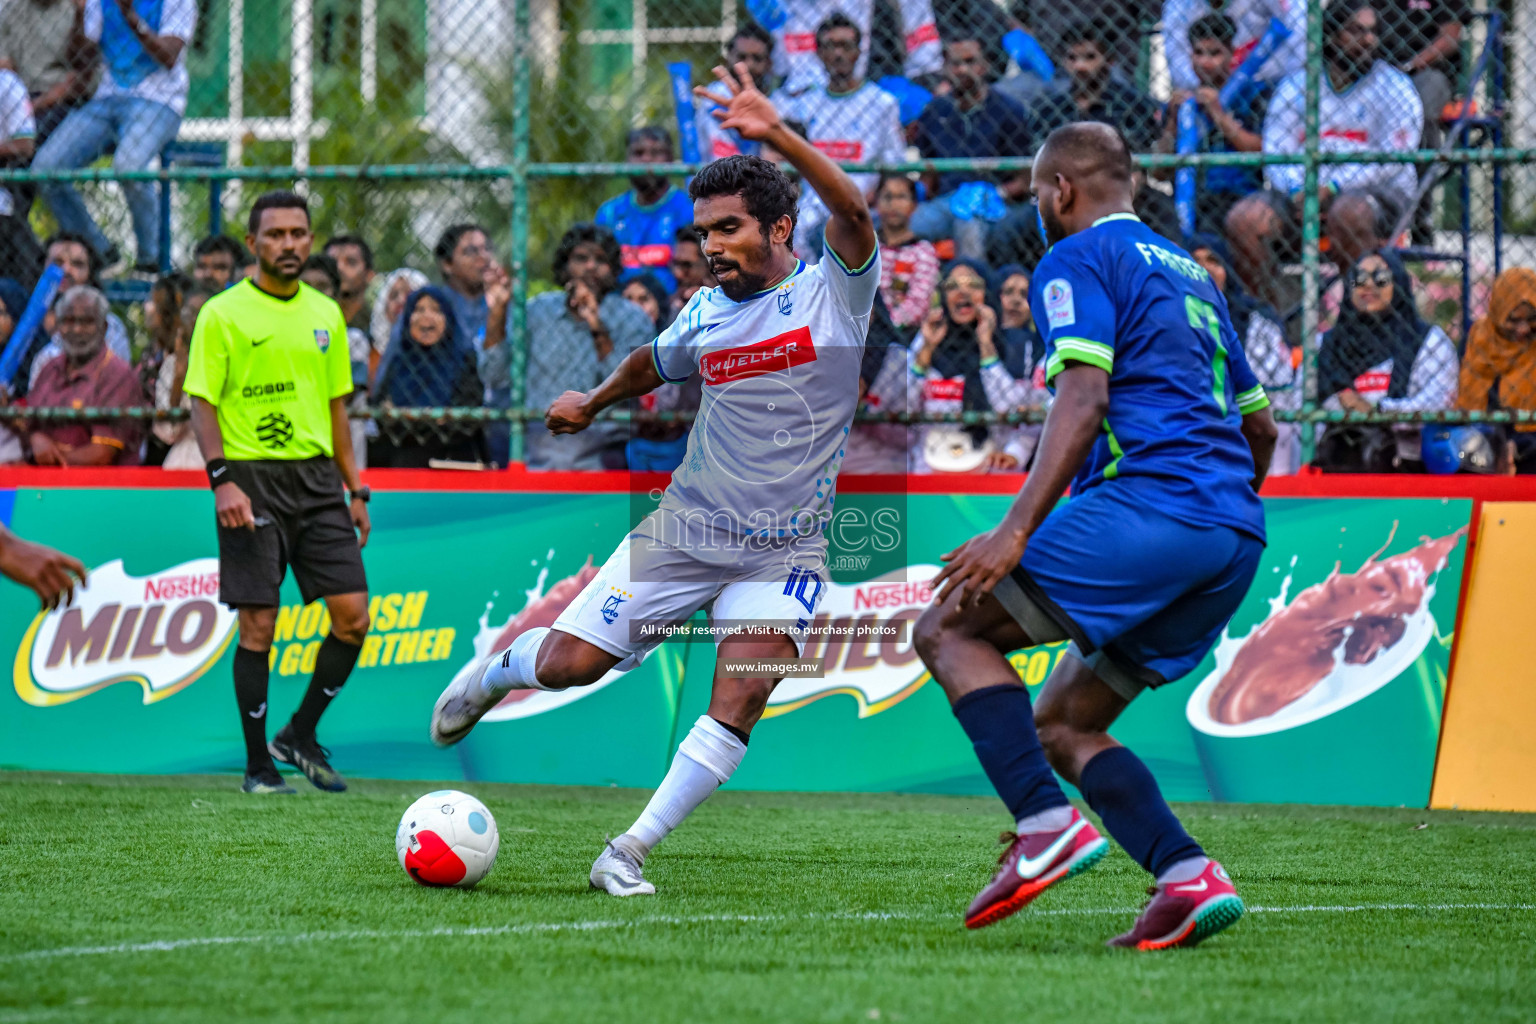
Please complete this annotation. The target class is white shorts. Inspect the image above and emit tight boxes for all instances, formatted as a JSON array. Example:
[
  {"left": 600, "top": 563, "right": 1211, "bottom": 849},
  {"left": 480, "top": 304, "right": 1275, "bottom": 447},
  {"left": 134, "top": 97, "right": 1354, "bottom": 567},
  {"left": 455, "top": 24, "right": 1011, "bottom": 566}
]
[{"left": 552, "top": 525, "right": 828, "bottom": 665}]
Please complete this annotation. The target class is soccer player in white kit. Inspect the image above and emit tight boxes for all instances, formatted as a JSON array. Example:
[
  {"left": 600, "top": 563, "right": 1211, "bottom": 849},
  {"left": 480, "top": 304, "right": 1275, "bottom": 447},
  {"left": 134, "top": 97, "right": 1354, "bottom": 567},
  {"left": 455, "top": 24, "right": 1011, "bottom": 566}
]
[{"left": 430, "top": 63, "right": 880, "bottom": 896}]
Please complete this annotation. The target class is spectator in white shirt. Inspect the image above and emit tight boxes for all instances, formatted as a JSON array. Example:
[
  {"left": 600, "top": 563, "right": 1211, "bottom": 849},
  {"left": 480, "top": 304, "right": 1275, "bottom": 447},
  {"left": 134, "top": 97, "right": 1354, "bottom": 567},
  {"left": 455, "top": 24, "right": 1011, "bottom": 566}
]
[
  {"left": 0, "top": 68, "right": 39, "bottom": 283},
  {"left": 32, "top": 0, "right": 197, "bottom": 275},
  {"left": 1224, "top": 0, "right": 1421, "bottom": 310},
  {"left": 772, "top": 13, "right": 905, "bottom": 257},
  {"left": 771, "top": 0, "right": 940, "bottom": 99},
  {"left": 698, "top": 23, "right": 777, "bottom": 163}
]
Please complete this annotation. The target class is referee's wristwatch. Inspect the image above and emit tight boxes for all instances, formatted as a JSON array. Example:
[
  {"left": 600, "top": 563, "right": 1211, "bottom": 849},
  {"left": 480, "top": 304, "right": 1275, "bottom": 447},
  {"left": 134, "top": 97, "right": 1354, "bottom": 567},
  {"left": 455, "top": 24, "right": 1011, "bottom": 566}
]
[{"left": 349, "top": 486, "right": 371, "bottom": 504}]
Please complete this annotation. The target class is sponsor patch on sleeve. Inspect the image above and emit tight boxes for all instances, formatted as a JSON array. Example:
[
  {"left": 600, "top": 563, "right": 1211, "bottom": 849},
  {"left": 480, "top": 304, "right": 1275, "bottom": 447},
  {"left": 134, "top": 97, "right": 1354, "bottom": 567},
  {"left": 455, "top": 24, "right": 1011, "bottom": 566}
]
[{"left": 1043, "top": 279, "right": 1075, "bottom": 329}]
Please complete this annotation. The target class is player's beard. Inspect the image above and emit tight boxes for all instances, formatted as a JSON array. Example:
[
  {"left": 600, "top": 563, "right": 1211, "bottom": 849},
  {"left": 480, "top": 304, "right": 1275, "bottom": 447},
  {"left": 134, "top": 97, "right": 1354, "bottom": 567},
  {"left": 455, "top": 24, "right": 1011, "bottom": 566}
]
[
  {"left": 710, "top": 237, "right": 776, "bottom": 301},
  {"left": 261, "top": 254, "right": 303, "bottom": 284},
  {"left": 1038, "top": 200, "right": 1067, "bottom": 248}
]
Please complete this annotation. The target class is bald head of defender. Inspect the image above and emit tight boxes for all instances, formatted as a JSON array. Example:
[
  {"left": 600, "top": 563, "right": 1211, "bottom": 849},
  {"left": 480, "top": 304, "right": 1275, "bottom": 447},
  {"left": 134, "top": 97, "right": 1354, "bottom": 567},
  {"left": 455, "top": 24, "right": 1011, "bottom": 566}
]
[{"left": 1031, "top": 122, "right": 1136, "bottom": 248}]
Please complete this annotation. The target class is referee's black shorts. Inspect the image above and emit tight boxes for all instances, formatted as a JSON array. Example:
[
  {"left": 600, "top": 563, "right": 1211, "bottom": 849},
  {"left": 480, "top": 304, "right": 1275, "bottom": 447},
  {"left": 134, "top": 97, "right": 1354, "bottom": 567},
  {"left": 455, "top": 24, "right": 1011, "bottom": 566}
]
[{"left": 217, "top": 457, "right": 368, "bottom": 608}]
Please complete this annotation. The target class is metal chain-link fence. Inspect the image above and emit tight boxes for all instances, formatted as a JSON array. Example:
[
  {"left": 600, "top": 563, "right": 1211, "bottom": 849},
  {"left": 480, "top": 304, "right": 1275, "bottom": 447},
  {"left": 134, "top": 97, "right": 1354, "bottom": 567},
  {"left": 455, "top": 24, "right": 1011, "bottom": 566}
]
[{"left": 0, "top": 0, "right": 1532, "bottom": 474}]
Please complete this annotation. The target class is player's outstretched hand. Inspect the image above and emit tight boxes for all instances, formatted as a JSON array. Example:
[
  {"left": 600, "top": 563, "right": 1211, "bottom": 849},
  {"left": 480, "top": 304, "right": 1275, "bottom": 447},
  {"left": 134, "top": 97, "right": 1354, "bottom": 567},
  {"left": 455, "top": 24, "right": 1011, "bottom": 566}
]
[
  {"left": 694, "top": 62, "right": 782, "bottom": 142},
  {"left": 0, "top": 531, "right": 87, "bottom": 611},
  {"left": 930, "top": 524, "right": 1028, "bottom": 610},
  {"left": 546, "top": 391, "right": 595, "bottom": 435}
]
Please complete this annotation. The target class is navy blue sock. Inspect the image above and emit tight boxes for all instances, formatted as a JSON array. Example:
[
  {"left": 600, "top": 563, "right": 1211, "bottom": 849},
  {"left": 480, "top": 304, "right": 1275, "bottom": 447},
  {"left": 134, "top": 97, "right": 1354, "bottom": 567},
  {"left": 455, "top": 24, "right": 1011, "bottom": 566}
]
[
  {"left": 1077, "top": 746, "right": 1203, "bottom": 877},
  {"left": 952, "top": 684, "right": 1069, "bottom": 821}
]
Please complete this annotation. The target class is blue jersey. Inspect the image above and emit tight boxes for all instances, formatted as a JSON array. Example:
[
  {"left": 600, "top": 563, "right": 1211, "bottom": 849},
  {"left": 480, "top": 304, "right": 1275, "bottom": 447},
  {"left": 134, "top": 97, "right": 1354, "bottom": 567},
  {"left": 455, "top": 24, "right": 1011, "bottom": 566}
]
[
  {"left": 1031, "top": 213, "right": 1269, "bottom": 542},
  {"left": 594, "top": 188, "right": 696, "bottom": 293}
]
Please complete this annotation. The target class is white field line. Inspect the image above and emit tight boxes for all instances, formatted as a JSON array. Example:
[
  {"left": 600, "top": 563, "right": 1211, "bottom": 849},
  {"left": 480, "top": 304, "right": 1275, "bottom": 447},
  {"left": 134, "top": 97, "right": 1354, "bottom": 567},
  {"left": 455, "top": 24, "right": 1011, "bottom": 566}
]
[{"left": 4, "top": 904, "right": 1533, "bottom": 964}]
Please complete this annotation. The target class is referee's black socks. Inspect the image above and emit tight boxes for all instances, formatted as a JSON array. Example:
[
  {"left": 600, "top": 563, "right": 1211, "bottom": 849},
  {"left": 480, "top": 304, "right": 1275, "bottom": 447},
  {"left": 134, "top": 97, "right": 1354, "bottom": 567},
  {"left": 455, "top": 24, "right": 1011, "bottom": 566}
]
[
  {"left": 233, "top": 645, "right": 275, "bottom": 772},
  {"left": 289, "top": 634, "right": 363, "bottom": 742}
]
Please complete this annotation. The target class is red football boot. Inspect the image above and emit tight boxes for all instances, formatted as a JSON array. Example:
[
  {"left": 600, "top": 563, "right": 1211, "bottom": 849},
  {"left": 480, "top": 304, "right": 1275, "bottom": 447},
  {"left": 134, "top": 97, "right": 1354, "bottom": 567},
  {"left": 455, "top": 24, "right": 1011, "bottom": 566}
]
[
  {"left": 1107, "top": 860, "right": 1245, "bottom": 950},
  {"left": 964, "top": 808, "right": 1109, "bottom": 930}
]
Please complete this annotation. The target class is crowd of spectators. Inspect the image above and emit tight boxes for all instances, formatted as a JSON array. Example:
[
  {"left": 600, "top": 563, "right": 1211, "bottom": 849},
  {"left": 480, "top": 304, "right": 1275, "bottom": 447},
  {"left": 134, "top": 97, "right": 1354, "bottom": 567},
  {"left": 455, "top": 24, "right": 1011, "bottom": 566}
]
[{"left": 0, "top": 0, "right": 1527, "bottom": 476}]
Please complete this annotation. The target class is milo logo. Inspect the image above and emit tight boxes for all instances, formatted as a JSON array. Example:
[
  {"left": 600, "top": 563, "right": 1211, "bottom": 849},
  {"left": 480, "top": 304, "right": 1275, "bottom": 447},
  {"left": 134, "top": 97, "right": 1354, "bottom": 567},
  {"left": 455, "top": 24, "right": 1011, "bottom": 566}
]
[
  {"left": 14, "top": 558, "right": 238, "bottom": 707},
  {"left": 765, "top": 566, "right": 939, "bottom": 718}
]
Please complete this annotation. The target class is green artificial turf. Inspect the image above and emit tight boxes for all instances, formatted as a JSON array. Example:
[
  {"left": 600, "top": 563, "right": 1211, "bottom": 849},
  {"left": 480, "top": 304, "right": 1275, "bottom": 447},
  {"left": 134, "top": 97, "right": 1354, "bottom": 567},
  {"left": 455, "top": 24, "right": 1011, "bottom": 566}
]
[{"left": 2, "top": 772, "right": 1534, "bottom": 1024}]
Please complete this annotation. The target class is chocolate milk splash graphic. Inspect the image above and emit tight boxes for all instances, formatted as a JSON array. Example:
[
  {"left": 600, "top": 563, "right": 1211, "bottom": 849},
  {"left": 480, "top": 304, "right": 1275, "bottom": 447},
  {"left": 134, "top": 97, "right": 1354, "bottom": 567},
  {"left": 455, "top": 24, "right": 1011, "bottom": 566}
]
[
  {"left": 463, "top": 557, "right": 598, "bottom": 711},
  {"left": 1207, "top": 526, "right": 1467, "bottom": 726}
]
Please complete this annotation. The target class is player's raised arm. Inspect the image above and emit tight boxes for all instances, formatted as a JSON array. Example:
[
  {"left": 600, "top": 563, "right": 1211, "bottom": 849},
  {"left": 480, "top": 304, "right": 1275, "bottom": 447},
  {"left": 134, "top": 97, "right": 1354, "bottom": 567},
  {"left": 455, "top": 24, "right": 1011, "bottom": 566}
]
[{"left": 696, "top": 63, "right": 876, "bottom": 271}]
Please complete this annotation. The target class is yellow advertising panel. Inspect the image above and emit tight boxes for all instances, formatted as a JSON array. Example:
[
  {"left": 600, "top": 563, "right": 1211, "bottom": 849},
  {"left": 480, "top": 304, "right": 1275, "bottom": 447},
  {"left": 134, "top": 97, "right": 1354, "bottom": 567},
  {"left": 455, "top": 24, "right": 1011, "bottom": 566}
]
[{"left": 1432, "top": 503, "right": 1536, "bottom": 811}]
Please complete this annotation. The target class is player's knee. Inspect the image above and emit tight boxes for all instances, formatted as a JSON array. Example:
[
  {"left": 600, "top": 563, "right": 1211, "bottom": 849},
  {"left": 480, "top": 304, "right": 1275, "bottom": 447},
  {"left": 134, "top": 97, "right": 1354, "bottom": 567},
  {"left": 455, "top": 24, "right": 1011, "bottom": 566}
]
[
  {"left": 532, "top": 635, "right": 609, "bottom": 690},
  {"left": 331, "top": 610, "right": 370, "bottom": 646},
  {"left": 237, "top": 609, "right": 277, "bottom": 651},
  {"left": 913, "top": 604, "right": 948, "bottom": 669}
]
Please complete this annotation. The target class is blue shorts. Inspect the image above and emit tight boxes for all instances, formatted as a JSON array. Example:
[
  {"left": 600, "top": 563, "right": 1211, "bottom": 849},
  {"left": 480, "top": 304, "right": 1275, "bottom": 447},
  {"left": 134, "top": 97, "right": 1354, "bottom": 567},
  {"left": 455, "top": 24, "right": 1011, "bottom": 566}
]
[{"left": 992, "top": 483, "right": 1264, "bottom": 699}]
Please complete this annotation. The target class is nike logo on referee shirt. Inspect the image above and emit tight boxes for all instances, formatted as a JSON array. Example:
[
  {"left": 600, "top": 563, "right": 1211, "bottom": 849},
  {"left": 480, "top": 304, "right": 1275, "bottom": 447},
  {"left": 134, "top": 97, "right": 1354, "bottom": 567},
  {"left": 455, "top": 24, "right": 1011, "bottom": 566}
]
[
  {"left": 1014, "top": 817, "right": 1086, "bottom": 880},
  {"left": 251, "top": 335, "right": 273, "bottom": 346}
]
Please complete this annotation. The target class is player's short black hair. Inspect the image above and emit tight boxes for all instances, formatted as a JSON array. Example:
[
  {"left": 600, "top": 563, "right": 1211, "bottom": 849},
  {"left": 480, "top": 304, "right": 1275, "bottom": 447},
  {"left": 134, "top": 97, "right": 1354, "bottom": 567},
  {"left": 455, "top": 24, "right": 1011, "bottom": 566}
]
[
  {"left": 876, "top": 173, "right": 918, "bottom": 201},
  {"left": 42, "top": 231, "right": 102, "bottom": 284},
  {"left": 324, "top": 233, "right": 374, "bottom": 271},
  {"left": 816, "top": 11, "right": 861, "bottom": 48},
  {"left": 552, "top": 222, "right": 623, "bottom": 287},
  {"left": 193, "top": 234, "right": 251, "bottom": 266},
  {"left": 1040, "top": 121, "right": 1135, "bottom": 184},
  {"left": 301, "top": 253, "right": 341, "bottom": 291},
  {"left": 730, "top": 20, "right": 773, "bottom": 54},
  {"left": 247, "top": 190, "right": 310, "bottom": 236},
  {"left": 434, "top": 223, "right": 487, "bottom": 266},
  {"left": 688, "top": 155, "right": 799, "bottom": 238},
  {"left": 1060, "top": 19, "right": 1109, "bottom": 54},
  {"left": 626, "top": 125, "right": 674, "bottom": 155},
  {"left": 674, "top": 223, "right": 701, "bottom": 245},
  {"left": 1189, "top": 12, "right": 1237, "bottom": 48}
]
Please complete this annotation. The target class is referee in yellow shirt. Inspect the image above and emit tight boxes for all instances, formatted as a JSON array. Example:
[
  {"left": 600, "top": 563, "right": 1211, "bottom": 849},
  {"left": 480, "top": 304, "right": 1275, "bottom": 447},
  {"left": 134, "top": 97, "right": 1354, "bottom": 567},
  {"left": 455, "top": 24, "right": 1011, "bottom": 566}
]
[{"left": 185, "top": 191, "right": 372, "bottom": 795}]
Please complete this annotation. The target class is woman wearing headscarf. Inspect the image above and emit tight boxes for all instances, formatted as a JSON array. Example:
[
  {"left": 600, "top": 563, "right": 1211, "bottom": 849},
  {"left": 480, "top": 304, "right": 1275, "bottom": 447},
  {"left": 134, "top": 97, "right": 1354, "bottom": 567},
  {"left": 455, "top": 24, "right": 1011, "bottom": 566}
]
[
  {"left": 1458, "top": 268, "right": 1536, "bottom": 472},
  {"left": 369, "top": 267, "right": 431, "bottom": 381},
  {"left": 1187, "top": 234, "right": 1300, "bottom": 474},
  {"left": 1316, "top": 248, "right": 1458, "bottom": 471},
  {"left": 370, "top": 286, "right": 486, "bottom": 468},
  {"left": 992, "top": 263, "right": 1050, "bottom": 468},
  {"left": 866, "top": 260, "right": 1032, "bottom": 473}
]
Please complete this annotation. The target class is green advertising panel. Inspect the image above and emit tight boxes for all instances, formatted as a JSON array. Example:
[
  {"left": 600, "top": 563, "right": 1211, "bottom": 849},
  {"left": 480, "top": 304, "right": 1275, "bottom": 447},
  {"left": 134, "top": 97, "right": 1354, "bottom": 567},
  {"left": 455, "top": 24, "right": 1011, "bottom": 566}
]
[{"left": 0, "top": 488, "right": 1470, "bottom": 807}]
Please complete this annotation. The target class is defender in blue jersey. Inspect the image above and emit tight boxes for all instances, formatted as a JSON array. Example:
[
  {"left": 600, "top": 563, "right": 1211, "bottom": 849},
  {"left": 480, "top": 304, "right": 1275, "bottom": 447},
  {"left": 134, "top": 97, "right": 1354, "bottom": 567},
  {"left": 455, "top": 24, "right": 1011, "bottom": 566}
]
[
  {"left": 594, "top": 127, "right": 697, "bottom": 294},
  {"left": 913, "top": 123, "right": 1279, "bottom": 949}
]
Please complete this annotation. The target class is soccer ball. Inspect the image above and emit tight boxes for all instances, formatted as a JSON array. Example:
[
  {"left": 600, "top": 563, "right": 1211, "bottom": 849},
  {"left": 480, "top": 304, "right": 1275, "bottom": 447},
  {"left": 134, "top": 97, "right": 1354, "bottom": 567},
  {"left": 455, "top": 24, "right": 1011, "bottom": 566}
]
[{"left": 396, "top": 790, "right": 499, "bottom": 888}]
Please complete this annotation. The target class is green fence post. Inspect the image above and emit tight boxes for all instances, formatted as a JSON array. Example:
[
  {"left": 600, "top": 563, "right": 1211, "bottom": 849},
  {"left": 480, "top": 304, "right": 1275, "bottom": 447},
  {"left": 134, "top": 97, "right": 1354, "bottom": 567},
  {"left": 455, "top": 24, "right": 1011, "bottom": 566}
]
[
  {"left": 1297, "top": 0, "right": 1323, "bottom": 465},
  {"left": 508, "top": 0, "right": 533, "bottom": 466}
]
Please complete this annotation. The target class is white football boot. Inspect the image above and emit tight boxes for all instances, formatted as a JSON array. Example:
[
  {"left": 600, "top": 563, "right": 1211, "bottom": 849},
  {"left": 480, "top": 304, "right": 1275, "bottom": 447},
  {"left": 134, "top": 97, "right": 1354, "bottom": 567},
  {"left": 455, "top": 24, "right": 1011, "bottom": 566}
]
[
  {"left": 429, "top": 649, "right": 503, "bottom": 747},
  {"left": 590, "top": 840, "right": 656, "bottom": 896}
]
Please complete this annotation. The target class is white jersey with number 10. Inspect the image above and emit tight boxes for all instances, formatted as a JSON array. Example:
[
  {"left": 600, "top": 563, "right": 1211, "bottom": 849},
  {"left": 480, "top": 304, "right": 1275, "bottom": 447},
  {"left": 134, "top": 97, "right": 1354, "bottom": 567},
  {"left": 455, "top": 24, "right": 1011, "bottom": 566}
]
[{"left": 650, "top": 245, "right": 880, "bottom": 541}]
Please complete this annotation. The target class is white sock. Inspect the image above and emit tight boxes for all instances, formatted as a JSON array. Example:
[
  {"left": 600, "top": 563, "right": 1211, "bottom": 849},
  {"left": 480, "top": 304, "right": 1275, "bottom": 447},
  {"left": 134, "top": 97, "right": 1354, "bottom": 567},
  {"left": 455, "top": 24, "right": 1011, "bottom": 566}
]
[
  {"left": 480, "top": 627, "right": 558, "bottom": 697},
  {"left": 1015, "top": 805, "right": 1076, "bottom": 835},
  {"left": 623, "top": 716, "right": 747, "bottom": 857},
  {"left": 1156, "top": 855, "right": 1211, "bottom": 886}
]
